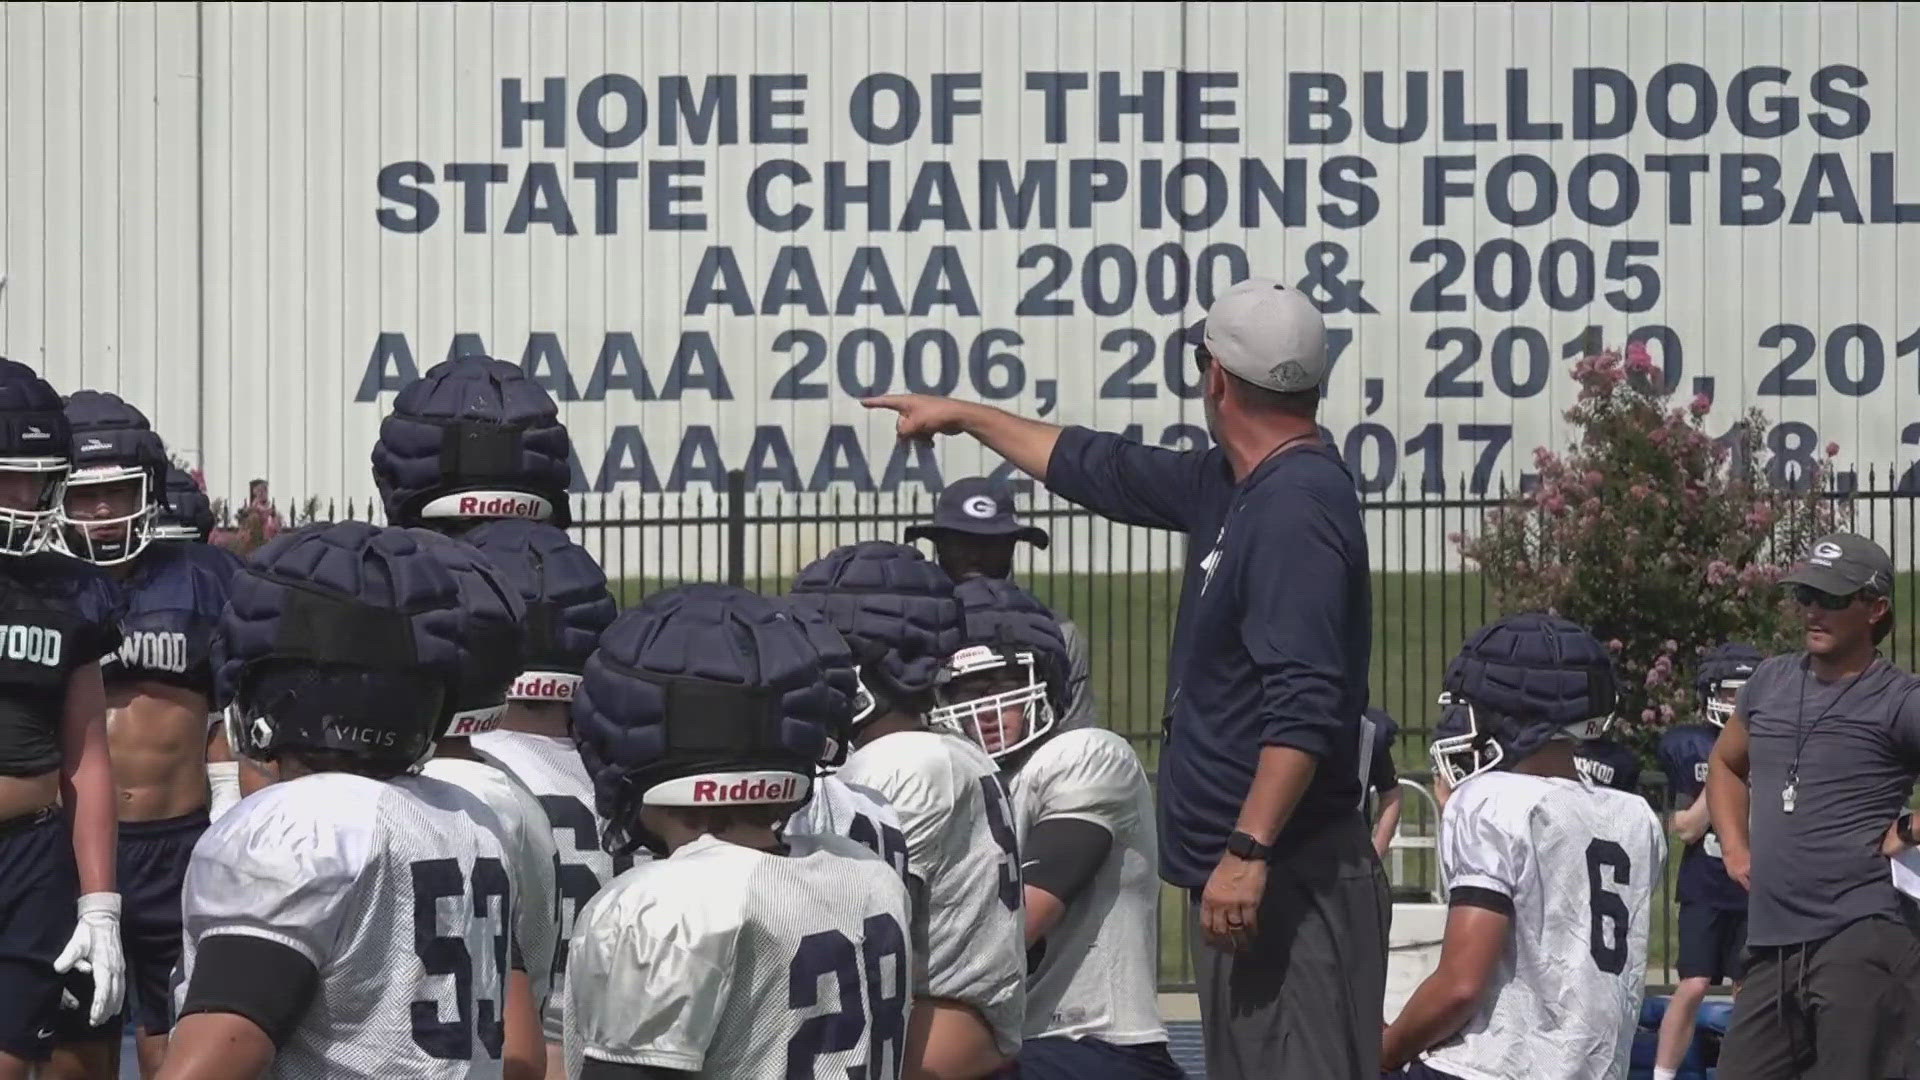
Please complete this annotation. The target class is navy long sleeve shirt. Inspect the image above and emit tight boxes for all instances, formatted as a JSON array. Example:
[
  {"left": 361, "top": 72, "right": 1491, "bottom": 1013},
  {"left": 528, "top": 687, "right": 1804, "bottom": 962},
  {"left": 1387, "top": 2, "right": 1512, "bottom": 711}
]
[{"left": 1045, "top": 425, "right": 1372, "bottom": 889}]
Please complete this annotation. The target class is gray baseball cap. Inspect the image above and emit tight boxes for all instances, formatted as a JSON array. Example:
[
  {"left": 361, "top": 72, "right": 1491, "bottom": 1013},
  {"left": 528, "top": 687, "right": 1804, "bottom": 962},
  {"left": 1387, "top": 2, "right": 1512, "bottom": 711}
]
[
  {"left": 1781, "top": 532, "right": 1893, "bottom": 596},
  {"left": 1183, "top": 277, "right": 1329, "bottom": 393}
]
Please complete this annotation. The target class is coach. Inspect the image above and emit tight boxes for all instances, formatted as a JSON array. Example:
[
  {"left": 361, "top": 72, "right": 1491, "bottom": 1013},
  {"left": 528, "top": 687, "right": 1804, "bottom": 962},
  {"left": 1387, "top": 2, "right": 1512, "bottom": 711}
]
[
  {"left": 867, "top": 278, "right": 1387, "bottom": 1079},
  {"left": 1706, "top": 532, "right": 1920, "bottom": 1079}
]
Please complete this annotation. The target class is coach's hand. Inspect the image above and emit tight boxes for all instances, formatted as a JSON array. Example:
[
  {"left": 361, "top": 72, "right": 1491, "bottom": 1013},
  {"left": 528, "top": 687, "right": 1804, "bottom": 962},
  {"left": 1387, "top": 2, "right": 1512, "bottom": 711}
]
[
  {"left": 1202, "top": 851, "right": 1268, "bottom": 952},
  {"left": 1723, "top": 846, "right": 1752, "bottom": 891},
  {"left": 863, "top": 395, "right": 977, "bottom": 440}
]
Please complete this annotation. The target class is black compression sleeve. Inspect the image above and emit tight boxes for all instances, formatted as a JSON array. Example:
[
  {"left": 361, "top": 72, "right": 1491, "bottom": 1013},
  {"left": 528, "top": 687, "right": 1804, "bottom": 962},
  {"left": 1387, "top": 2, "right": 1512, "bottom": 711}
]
[
  {"left": 581, "top": 1058, "right": 692, "bottom": 1080},
  {"left": 179, "top": 935, "right": 321, "bottom": 1047},
  {"left": 1449, "top": 885, "right": 1515, "bottom": 917},
  {"left": 1022, "top": 817, "right": 1114, "bottom": 904}
]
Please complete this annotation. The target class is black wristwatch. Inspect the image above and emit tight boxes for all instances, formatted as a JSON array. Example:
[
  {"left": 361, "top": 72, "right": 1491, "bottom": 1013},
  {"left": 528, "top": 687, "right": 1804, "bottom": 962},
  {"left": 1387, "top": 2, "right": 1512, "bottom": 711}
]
[
  {"left": 1899, "top": 813, "right": 1918, "bottom": 847},
  {"left": 1226, "top": 830, "right": 1273, "bottom": 861}
]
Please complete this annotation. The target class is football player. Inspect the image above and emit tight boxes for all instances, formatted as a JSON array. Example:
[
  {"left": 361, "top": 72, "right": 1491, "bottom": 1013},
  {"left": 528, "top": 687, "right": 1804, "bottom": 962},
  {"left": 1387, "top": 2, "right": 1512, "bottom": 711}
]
[
  {"left": 1382, "top": 613, "right": 1666, "bottom": 1080},
  {"left": 934, "top": 577, "right": 1179, "bottom": 1079},
  {"left": 1650, "top": 642, "right": 1761, "bottom": 1080},
  {"left": 787, "top": 541, "right": 1025, "bottom": 1080},
  {"left": 45, "top": 393, "right": 243, "bottom": 1080},
  {"left": 159, "top": 522, "right": 515, "bottom": 1079},
  {"left": 408, "top": 530, "right": 561, "bottom": 1080},
  {"left": 461, "top": 518, "right": 621, "bottom": 1075},
  {"left": 780, "top": 598, "right": 912, "bottom": 886},
  {"left": 0, "top": 361, "right": 125, "bottom": 1079},
  {"left": 370, "top": 355, "right": 573, "bottom": 535},
  {"left": 906, "top": 476, "right": 1098, "bottom": 730},
  {"left": 565, "top": 583, "right": 917, "bottom": 1079}
]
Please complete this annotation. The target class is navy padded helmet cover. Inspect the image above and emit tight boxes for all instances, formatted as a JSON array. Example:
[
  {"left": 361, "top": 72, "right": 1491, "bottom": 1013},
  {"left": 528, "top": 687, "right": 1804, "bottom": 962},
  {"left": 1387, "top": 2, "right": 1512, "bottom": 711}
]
[
  {"left": 460, "top": 518, "right": 615, "bottom": 677},
  {"left": 370, "top": 356, "right": 573, "bottom": 526},
  {"left": 1695, "top": 641, "right": 1765, "bottom": 697},
  {"left": 405, "top": 529, "right": 528, "bottom": 715},
  {"left": 787, "top": 540, "right": 962, "bottom": 698},
  {"left": 212, "top": 522, "right": 469, "bottom": 709},
  {"left": 0, "top": 359, "right": 71, "bottom": 459},
  {"left": 573, "top": 583, "right": 843, "bottom": 818},
  {"left": 65, "top": 390, "right": 166, "bottom": 480},
  {"left": 951, "top": 575, "right": 1071, "bottom": 712},
  {"left": 1444, "top": 611, "right": 1616, "bottom": 728}
]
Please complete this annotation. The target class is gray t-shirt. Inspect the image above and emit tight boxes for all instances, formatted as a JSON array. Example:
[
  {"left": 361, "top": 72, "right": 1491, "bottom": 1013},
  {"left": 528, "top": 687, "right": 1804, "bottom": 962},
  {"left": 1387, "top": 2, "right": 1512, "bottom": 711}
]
[{"left": 1737, "top": 653, "right": 1920, "bottom": 946}]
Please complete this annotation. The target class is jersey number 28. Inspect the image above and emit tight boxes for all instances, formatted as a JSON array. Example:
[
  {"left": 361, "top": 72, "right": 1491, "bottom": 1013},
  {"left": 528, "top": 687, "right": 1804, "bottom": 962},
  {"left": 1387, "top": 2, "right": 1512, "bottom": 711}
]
[
  {"left": 1584, "top": 839, "right": 1632, "bottom": 975},
  {"left": 786, "top": 913, "right": 910, "bottom": 1080},
  {"left": 410, "top": 857, "right": 512, "bottom": 1061}
]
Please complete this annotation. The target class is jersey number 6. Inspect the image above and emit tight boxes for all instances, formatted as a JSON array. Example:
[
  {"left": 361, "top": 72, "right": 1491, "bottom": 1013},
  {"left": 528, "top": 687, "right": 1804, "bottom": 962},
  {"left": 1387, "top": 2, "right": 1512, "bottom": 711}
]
[
  {"left": 1584, "top": 839, "right": 1632, "bottom": 975},
  {"left": 786, "top": 913, "right": 910, "bottom": 1080}
]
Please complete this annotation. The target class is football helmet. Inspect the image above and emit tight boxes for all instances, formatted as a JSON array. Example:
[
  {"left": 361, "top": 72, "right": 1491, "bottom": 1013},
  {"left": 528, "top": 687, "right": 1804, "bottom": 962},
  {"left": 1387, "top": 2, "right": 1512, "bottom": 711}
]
[
  {"left": 406, "top": 529, "right": 527, "bottom": 739},
  {"left": 932, "top": 576, "right": 1069, "bottom": 761},
  {"left": 212, "top": 522, "right": 472, "bottom": 773},
  {"left": 59, "top": 391, "right": 168, "bottom": 566},
  {"left": 787, "top": 541, "right": 962, "bottom": 733},
  {"left": 1696, "top": 642, "right": 1764, "bottom": 728},
  {"left": 1429, "top": 612, "right": 1617, "bottom": 787},
  {"left": 461, "top": 518, "right": 616, "bottom": 705},
  {"left": 572, "top": 584, "right": 845, "bottom": 857},
  {"left": 153, "top": 466, "right": 215, "bottom": 542},
  {"left": 0, "top": 359, "right": 71, "bottom": 556},
  {"left": 370, "top": 355, "right": 573, "bottom": 529}
]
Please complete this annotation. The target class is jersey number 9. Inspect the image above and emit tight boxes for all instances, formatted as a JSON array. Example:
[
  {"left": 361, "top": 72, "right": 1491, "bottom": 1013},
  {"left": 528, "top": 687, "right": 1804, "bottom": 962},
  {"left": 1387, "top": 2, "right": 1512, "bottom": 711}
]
[
  {"left": 977, "top": 777, "right": 1022, "bottom": 912},
  {"left": 786, "top": 913, "right": 910, "bottom": 1080}
]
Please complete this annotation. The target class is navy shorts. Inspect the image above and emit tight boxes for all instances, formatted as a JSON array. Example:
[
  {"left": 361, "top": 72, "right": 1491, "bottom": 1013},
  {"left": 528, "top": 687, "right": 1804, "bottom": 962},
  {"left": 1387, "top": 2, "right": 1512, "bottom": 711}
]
[
  {"left": 1676, "top": 900, "right": 1747, "bottom": 985},
  {"left": 58, "top": 809, "right": 208, "bottom": 1040},
  {"left": 0, "top": 807, "right": 78, "bottom": 1061},
  {"left": 1013, "top": 1036, "right": 1187, "bottom": 1079}
]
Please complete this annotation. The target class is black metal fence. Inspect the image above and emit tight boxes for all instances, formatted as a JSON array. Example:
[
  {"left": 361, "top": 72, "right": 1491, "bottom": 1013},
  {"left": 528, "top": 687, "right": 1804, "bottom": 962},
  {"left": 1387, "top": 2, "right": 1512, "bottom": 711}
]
[{"left": 243, "top": 468, "right": 1920, "bottom": 992}]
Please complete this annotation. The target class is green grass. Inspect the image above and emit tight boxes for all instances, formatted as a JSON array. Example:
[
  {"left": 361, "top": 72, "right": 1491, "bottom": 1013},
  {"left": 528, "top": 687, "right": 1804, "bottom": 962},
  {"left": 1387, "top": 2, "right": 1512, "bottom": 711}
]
[{"left": 613, "top": 569, "right": 1920, "bottom": 989}]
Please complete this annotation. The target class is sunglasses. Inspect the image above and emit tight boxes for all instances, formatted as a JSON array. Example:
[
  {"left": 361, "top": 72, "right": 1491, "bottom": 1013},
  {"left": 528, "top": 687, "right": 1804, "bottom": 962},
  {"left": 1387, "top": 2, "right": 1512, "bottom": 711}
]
[
  {"left": 1193, "top": 344, "right": 1213, "bottom": 378},
  {"left": 1792, "top": 584, "right": 1862, "bottom": 611}
]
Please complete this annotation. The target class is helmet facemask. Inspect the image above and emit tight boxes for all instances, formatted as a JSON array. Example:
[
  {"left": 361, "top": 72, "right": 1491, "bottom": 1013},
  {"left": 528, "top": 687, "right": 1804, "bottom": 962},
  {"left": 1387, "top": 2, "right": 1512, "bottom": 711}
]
[
  {"left": 58, "top": 466, "right": 155, "bottom": 566},
  {"left": 932, "top": 644, "right": 1055, "bottom": 761},
  {"left": 1705, "top": 680, "right": 1745, "bottom": 728},
  {"left": 0, "top": 457, "right": 69, "bottom": 556}
]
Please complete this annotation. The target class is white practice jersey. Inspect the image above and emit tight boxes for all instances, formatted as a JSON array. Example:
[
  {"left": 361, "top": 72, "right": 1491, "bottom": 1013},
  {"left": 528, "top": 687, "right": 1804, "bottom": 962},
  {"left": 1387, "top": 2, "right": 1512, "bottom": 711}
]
[
  {"left": 176, "top": 772, "right": 514, "bottom": 1079},
  {"left": 472, "top": 729, "right": 637, "bottom": 1038},
  {"left": 564, "top": 832, "right": 919, "bottom": 1079},
  {"left": 1008, "top": 728, "right": 1164, "bottom": 1044},
  {"left": 421, "top": 756, "right": 562, "bottom": 1017},
  {"left": 837, "top": 729, "right": 1026, "bottom": 1056},
  {"left": 787, "top": 773, "right": 912, "bottom": 885},
  {"left": 1425, "top": 771, "right": 1666, "bottom": 1080}
]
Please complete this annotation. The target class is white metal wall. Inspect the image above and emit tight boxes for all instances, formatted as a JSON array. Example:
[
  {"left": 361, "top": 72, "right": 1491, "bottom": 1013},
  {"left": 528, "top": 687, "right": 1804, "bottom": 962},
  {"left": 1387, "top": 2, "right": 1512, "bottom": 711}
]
[{"left": 4, "top": 2, "right": 1919, "bottom": 572}]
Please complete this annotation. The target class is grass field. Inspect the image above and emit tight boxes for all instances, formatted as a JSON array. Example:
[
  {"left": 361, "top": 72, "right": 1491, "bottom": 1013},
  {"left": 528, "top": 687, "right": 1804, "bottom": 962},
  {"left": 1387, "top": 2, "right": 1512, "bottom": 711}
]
[{"left": 613, "top": 569, "right": 1920, "bottom": 988}]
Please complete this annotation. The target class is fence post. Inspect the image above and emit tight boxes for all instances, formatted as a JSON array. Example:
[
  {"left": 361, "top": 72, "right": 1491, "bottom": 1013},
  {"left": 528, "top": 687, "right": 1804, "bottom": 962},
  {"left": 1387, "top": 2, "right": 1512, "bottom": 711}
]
[{"left": 725, "top": 469, "right": 747, "bottom": 588}]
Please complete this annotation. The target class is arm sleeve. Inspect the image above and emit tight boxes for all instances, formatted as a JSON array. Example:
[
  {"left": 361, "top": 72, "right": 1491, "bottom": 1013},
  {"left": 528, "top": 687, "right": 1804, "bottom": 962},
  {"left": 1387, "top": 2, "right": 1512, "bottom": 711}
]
[
  {"left": 1042, "top": 426, "right": 1214, "bottom": 533},
  {"left": 178, "top": 934, "right": 320, "bottom": 1046},
  {"left": 566, "top": 898, "right": 738, "bottom": 1071},
  {"left": 1057, "top": 620, "right": 1099, "bottom": 732},
  {"left": 1439, "top": 785, "right": 1527, "bottom": 900},
  {"left": 1238, "top": 493, "right": 1356, "bottom": 761},
  {"left": 1022, "top": 817, "right": 1113, "bottom": 903}
]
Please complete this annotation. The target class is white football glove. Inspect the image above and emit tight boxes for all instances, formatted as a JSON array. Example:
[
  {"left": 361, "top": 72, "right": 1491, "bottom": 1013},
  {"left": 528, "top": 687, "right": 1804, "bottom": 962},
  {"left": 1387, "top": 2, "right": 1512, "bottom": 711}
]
[{"left": 54, "top": 892, "right": 124, "bottom": 1027}]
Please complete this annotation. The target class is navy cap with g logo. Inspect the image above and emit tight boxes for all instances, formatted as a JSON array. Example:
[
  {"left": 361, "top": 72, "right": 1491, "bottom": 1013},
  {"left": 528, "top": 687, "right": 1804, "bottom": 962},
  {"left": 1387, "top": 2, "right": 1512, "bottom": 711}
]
[{"left": 904, "top": 476, "right": 1049, "bottom": 549}]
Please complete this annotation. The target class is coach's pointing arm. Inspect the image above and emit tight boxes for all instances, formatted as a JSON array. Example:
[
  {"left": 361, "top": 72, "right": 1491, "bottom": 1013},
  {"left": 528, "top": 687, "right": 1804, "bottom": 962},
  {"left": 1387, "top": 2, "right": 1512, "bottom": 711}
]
[{"left": 864, "top": 396, "right": 1210, "bottom": 533}]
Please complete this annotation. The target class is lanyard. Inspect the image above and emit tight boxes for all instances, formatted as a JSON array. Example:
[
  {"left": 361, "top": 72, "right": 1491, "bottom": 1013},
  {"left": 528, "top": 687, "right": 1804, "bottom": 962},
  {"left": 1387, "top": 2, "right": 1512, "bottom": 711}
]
[{"left": 1784, "top": 655, "right": 1875, "bottom": 813}]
